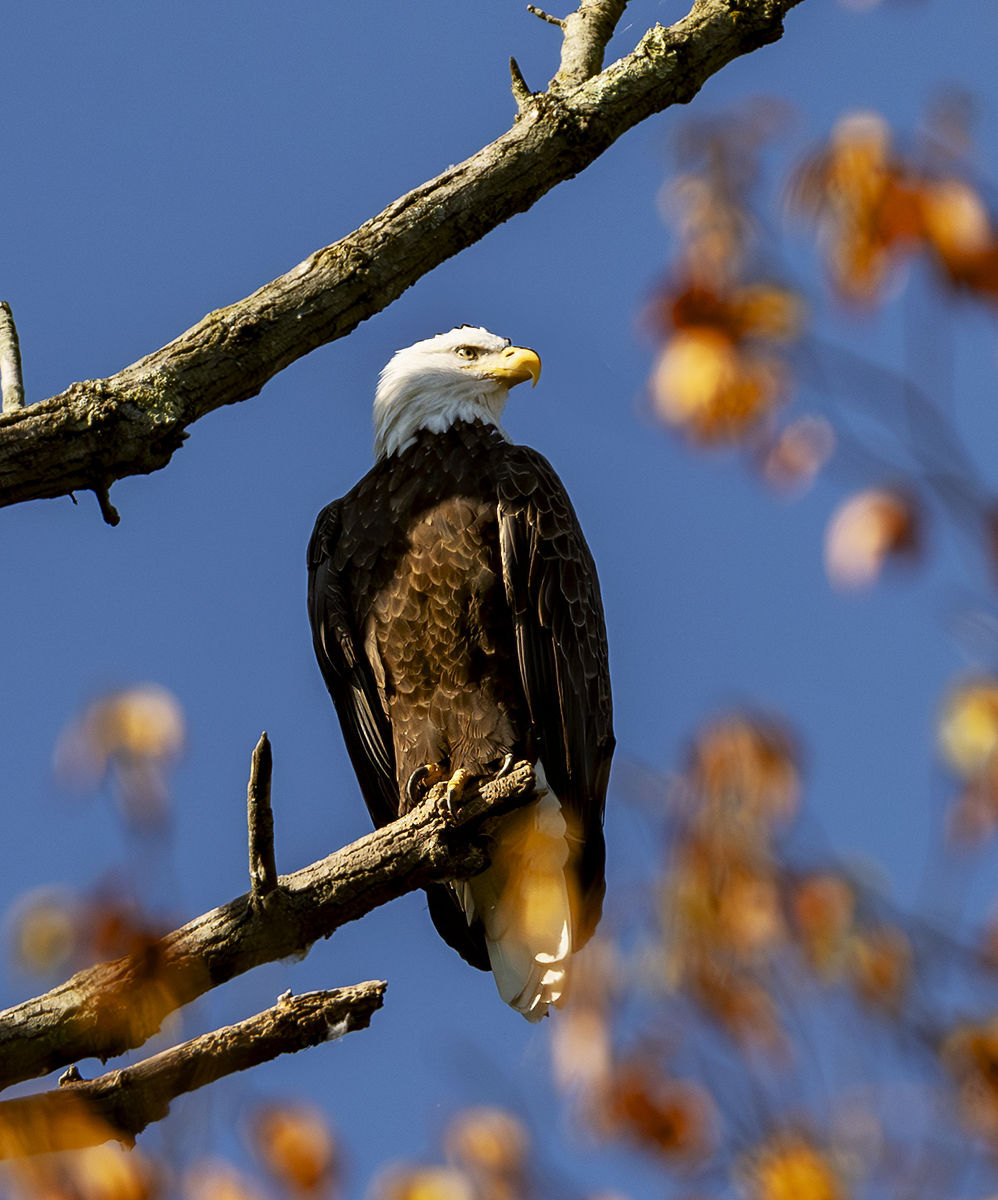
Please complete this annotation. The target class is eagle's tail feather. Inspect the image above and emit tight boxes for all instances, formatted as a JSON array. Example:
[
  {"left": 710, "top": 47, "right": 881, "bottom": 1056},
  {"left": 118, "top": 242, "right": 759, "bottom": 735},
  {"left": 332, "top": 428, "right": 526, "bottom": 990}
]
[{"left": 460, "top": 765, "right": 574, "bottom": 1021}]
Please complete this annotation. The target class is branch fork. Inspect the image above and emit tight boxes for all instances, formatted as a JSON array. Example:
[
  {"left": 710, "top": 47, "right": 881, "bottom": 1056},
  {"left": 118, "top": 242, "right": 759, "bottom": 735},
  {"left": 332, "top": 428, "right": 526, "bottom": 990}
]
[{"left": 527, "top": 0, "right": 629, "bottom": 92}]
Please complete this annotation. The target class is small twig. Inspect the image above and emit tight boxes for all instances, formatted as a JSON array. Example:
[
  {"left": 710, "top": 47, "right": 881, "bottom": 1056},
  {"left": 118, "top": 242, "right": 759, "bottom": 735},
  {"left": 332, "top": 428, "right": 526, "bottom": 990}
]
[
  {"left": 93, "top": 481, "right": 120, "bottom": 527},
  {"left": 0, "top": 984, "right": 385, "bottom": 1157},
  {"left": 248, "top": 732, "right": 279, "bottom": 905},
  {"left": 509, "top": 57, "right": 533, "bottom": 112},
  {"left": 0, "top": 302, "right": 24, "bottom": 412},
  {"left": 527, "top": 4, "right": 566, "bottom": 27}
]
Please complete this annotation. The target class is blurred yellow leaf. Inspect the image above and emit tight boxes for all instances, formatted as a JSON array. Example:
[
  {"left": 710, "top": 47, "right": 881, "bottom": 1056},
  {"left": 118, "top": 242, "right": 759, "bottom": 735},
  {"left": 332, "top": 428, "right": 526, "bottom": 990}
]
[
  {"left": 373, "top": 1167, "right": 474, "bottom": 1200},
  {"left": 8, "top": 889, "right": 77, "bottom": 976},
  {"left": 746, "top": 1136, "right": 845, "bottom": 1200},
  {"left": 651, "top": 331, "right": 786, "bottom": 444},
  {"left": 939, "top": 679, "right": 998, "bottom": 778},
  {"left": 921, "top": 179, "right": 991, "bottom": 258}
]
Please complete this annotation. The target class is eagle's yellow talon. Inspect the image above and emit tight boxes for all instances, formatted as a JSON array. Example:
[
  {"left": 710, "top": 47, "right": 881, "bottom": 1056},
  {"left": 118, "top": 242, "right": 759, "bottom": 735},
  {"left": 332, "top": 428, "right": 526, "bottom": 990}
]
[
  {"left": 407, "top": 762, "right": 444, "bottom": 805},
  {"left": 443, "top": 767, "right": 471, "bottom": 816}
]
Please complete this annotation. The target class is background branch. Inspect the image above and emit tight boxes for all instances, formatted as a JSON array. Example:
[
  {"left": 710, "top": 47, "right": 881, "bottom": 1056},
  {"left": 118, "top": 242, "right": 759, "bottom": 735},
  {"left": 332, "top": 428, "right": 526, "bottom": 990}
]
[
  {"left": 0, "top": 985, "right": 385, "bottom": 1158},
  {"left": 0, "top": 761, "right": 536, "bottom": 1092},
  {"left": 0, "top": 0, "right": 802, "bottom": 514}
]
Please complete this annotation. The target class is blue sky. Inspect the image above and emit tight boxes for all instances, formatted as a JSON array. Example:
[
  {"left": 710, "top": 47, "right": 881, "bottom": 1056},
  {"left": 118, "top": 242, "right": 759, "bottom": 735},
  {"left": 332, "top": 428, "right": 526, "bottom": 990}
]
[{"left": 4, "top": 1, "right": 998, "bottom": 1195}]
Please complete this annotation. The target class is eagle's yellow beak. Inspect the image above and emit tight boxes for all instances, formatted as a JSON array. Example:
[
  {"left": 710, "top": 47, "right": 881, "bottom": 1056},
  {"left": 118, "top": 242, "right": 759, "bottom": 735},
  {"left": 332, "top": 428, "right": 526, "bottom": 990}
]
[{"left": 487, "top": 346, "right": 542, "bottom": 389}]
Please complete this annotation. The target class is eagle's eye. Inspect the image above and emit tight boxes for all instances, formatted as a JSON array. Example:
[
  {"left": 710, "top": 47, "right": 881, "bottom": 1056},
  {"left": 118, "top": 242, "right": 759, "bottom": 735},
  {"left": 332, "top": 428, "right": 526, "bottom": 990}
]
[{"left": 455, "top": 346, "right": 480, "bottom": 360}]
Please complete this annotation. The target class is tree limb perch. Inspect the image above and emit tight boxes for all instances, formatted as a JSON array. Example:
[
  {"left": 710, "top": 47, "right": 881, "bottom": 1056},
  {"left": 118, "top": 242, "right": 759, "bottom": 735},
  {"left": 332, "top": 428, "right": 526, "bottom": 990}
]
[{"left": 0, "top": 0, "right": 803, "bottom": 514}]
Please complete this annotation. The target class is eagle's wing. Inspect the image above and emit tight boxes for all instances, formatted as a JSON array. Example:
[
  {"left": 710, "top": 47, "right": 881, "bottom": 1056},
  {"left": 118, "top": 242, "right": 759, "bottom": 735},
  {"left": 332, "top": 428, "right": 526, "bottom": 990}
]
[
  {"left": 307, "top": 499, "right": 399, "bottom": 829},
  {"left": 497, "top": 446, "right": 615, "bottom": 943},
  {"left": 309, "top": 498, "right": 491, "bottom": 972}
]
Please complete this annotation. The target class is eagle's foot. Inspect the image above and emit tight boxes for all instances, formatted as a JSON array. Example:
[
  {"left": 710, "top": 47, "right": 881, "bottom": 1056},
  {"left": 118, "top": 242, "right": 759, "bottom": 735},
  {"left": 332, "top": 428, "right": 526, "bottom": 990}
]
[
  {"left": 495, "top": 752, "right": 515, "bottom": 779},
  {"left": 442, "top": 767, "right": 471, "bottom": 819},
  {"left": 406, "top": 762, "right": 445, "bottom": 806}
]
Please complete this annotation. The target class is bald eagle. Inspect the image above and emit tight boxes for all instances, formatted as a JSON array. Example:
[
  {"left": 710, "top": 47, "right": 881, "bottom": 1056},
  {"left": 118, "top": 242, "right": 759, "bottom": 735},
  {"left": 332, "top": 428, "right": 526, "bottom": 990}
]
[{"left": 307, "top": 327, "right": 613, "bottom": 1020}]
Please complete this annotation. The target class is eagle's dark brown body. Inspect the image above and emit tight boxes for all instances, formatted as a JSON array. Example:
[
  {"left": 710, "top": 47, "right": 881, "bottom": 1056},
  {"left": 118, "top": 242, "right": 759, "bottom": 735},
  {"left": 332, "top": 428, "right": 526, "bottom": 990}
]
[{"left": 308, "top": 417, "right": 613, "bottom": 995}]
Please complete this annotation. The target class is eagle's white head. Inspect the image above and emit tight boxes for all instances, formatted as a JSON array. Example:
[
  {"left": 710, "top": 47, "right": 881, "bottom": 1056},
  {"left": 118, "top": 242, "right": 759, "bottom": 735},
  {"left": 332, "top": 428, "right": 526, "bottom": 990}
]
[{"left": 373, "top": 326, "right": 542, "bottom": 460}]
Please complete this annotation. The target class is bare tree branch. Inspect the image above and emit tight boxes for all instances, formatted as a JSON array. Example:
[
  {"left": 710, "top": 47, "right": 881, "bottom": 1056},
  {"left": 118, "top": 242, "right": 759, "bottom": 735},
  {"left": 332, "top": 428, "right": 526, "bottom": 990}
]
[
  {"left": 0, "top": 762, "right": 536, "bottom": 1092},
  {"left": 0, "top": 985, "right": 385, "bottom": 1158},
  {"left": 0, "top": 303, "right": 24, "bottom": 414},
  {"left": 0, "top": 0, "right": 803, "bottom": 515}
]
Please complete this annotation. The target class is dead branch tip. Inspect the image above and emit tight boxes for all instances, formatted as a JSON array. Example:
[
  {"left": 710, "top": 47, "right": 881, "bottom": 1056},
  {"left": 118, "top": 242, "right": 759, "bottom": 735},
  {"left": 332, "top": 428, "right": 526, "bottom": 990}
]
[
  {"left": 0, "top": 301, "right": 25, "bottom": 413},
  {"left": 248, "top": 731, "right": 279, "bottom": 904},
  {"left": 527, "top": 4, "right": 566, "bottom": 27},
  {"left": 509, "top": 57, "right": 533, "bottom": 111},
  {"left": 94, "top": 482, "right": 120, "bottom": 526}
]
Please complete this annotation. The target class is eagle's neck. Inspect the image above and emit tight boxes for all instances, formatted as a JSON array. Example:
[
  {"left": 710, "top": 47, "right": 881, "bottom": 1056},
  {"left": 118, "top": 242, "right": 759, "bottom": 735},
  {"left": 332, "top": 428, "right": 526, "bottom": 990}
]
[{"left": 373, "top": 373, "right": 511, "bottom": 460}]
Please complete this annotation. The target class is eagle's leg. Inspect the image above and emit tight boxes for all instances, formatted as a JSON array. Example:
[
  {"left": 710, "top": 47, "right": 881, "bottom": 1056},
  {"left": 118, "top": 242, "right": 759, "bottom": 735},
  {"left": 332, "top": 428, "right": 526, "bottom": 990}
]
[
  {"left": 443, "top": 767, "right": 472, "bottom": 816},
  {"left": 406, "top": 762, "right": 445, "bottom": 806}
]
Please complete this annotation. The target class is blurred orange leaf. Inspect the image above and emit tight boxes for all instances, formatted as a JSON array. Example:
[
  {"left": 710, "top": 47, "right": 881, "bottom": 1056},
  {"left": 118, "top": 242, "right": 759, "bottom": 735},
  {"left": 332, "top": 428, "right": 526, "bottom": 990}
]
[
  {"left": 850, "top": 925, "right": 911, "bottom": 1011},
  {"left": 598, "top": 1063, "right": 717, "bottom": 1164},
  {"left": 250, "top": 1104, "right": 338, "bottom": 1198}
]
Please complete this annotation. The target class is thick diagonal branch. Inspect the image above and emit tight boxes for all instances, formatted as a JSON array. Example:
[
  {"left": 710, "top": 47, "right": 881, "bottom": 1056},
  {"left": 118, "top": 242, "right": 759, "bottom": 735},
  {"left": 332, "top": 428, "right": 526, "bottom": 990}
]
[
  {"left": 0, "top": 0, "right": 803, "bottom": 513},
  {"left": 0, "top": 763, "right": 535, "bottom": 1092},
  {"left": 0, "top": 985, "right": 385, "bottom": 1158}
]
